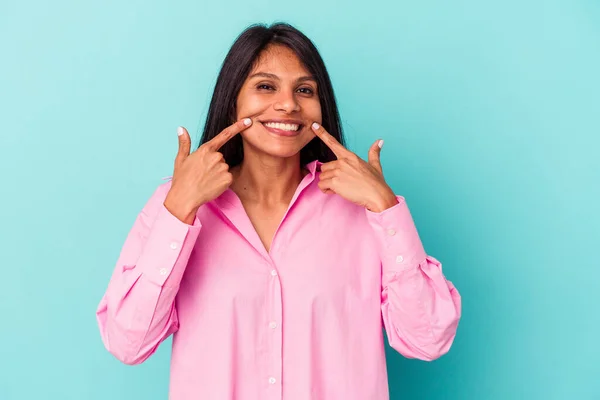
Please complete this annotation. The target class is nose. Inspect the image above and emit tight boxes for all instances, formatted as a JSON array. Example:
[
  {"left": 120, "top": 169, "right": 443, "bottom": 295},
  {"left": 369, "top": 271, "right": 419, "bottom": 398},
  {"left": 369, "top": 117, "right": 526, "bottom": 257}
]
[{"left": 273, "top": 88, "right": 300, "bottom": 113}]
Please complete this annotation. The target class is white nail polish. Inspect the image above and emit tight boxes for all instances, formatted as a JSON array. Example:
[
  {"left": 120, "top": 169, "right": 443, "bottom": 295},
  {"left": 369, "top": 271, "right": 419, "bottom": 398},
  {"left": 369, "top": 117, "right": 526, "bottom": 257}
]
[
  {"left": 312, "top": 122, "right": 320, "bottom": 130},
  {"left": 177, "top": 127, "right": 184, "bottom": 136},
  {"left": 244, "top": 118, "right": 252, "bottom": 126},
  {"left": 378, "top": 140, "right": 384, "bottom": 148}
]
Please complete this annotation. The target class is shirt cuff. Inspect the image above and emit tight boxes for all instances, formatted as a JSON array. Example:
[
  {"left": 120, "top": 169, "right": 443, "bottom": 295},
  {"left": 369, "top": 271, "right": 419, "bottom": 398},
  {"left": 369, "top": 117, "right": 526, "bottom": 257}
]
[
  {"left": 365, "top": 195, "right": 427, "bottom": 274},
  {"left": 138, "top": 204, "right": 202, "bottom": 287}
]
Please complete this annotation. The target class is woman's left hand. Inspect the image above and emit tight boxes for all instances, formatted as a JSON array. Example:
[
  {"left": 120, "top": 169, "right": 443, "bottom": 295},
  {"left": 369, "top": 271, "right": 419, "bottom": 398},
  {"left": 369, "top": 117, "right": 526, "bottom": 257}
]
[{"left": 311, "top": 122, "right": 399, "bottom": 213}]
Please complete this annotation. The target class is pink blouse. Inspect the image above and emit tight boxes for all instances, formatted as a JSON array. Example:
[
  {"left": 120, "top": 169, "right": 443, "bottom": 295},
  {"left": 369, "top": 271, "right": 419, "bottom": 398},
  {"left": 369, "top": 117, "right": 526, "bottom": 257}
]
[{"left": 96, "top": 160, "right": 461, "bottom": 400}]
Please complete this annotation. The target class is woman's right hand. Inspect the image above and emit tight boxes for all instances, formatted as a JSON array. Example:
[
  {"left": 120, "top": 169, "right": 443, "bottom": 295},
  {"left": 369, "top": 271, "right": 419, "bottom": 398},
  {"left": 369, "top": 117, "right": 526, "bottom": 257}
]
[{"left": 164, "top": 118, "right": 253, "bottom": 224}]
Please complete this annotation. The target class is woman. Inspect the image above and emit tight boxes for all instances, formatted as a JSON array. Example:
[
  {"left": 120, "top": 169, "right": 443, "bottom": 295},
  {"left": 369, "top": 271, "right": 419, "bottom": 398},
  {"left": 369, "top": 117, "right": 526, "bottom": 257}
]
[{"left": 96, "top": 22, "right": 461, "bottom": 399}]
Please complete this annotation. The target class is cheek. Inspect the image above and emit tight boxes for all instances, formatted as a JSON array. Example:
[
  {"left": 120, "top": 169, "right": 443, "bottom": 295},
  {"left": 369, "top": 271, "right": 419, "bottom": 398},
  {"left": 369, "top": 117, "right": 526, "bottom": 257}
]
[
  {"left": 304, "top": 99, "right": 322, "bottom": 122},
  {"left": 236, "top": 95, "right": 270, "bottom": 118}
]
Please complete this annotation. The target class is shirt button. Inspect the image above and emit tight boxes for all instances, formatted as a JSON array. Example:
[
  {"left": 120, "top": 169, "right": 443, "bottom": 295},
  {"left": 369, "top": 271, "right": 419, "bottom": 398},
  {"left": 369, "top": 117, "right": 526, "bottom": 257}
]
[
  {"left": 169, "top": 242, "right": 178, "bottom": 250},
  {"left": 268, "top": 377, "right": 276, "bottom": 384},
  {"left": 270, "top": 269, "right": 278, "bottom": 276},
  {"left": 387, "top": 229, "right": 396, "bottom": 236},
  {"left": 159, "top": 268, "right": 168, "bottom": 276},
  {"left": 269, "top": 322, "right": 278, "bottom": 329},
  {"left": 396, "top": 255, "right": 404, "bottom": 263}
]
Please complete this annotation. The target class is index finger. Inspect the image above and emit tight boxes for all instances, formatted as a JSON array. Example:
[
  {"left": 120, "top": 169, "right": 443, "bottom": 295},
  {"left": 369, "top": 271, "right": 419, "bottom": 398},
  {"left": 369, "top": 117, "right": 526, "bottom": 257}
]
[
  {"left": 311, "top": 122, "right": 347, "bottom": 158},
  {"left": 206, "top": 117, "right": 253, "bottom": 150}
]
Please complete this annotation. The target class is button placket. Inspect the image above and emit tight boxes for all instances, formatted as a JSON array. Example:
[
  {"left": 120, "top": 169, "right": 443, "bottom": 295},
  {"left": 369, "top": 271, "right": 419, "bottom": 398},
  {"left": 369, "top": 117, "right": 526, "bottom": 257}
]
[{"left": 265, "top": 261, "right": 283, "bottom": 398}]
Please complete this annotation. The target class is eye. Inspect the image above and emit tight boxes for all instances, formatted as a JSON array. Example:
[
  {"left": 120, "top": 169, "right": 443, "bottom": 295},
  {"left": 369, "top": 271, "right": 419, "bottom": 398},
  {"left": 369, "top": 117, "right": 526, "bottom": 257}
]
[
  {"left": 297, "top": 87, "right": 314, "bottom": 95},
  {"left": 257, "top": 84, "right": 275, "bottom": 91}
]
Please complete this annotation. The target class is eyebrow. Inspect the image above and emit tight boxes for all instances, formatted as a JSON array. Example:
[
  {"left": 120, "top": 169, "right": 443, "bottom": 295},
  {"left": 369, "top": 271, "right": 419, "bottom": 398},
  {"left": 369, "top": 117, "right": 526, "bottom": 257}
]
[{"left": 248, "top": 72, "right": 316, "bottom": 83}]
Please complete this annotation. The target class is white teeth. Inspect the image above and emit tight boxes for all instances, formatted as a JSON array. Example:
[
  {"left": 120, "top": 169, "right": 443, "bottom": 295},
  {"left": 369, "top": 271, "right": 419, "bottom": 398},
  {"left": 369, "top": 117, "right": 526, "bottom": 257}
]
[{"left": 263, "top": 122, "right": 300, "bottom": 131}]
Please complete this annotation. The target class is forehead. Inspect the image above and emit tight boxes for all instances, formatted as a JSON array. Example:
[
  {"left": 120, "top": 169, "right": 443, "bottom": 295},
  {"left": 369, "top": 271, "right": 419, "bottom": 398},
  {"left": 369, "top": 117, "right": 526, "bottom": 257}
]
[{"left": 250, "top": 45, "right": 310, "bottom": 77}]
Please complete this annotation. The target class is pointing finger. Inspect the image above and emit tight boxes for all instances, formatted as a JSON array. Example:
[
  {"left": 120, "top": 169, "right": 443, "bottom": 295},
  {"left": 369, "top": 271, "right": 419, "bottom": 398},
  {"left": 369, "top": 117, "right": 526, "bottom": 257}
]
[
  {"left": 206, "top": 118, "right": 253, "bottom": 151},
  {"left": 311, "top": 122, "right": 347, "bottom": 159}
]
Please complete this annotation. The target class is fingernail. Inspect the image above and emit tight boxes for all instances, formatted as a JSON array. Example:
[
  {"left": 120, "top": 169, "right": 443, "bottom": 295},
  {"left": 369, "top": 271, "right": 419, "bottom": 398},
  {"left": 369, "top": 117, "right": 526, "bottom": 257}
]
[
  {"left": 378, "top": 139, "right": 384, "bottom": 148},
  {"left": 312, "top": 122, "right": 320, "bottom": 130},
  {"left": 177, "top": 126, "right": 184, "bottom": 136},
  {"left": 244, "top": 118, "right": 252, "bottom": 126}
]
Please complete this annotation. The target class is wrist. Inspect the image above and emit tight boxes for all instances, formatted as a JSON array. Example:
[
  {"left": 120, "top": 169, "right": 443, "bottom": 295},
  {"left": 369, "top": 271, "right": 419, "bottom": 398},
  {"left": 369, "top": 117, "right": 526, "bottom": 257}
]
[
  {"left": 367, "top": 189, "right": 398, "bottom": 213},
  {"left": 164, "top": 194, "right": 200, "bottom": 225}
]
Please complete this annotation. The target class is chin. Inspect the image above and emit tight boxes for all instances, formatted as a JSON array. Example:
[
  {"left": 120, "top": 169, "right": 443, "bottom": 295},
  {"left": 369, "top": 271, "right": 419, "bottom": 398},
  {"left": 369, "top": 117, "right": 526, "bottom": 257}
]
[
  {"left": 253, "top": 141, "right": 305, "bottom": 159},
  {"left": 242, "top": 131, "right": 312, "bottom": 160}
]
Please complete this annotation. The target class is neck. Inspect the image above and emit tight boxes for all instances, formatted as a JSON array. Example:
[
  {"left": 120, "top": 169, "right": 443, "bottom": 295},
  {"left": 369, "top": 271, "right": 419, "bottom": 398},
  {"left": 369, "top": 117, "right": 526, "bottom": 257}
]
[{"left": 231, "top": 149, "right": 307, "bottom": 206}]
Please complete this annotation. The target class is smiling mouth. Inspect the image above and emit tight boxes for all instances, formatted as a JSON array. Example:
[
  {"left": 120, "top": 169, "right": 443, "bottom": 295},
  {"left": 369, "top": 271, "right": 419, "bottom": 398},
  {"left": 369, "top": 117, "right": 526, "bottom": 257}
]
[
  {"left": 262, "top": 121, "right": 302, "bottom": 131},
  {"left": 259, "top": 120, "right": 304, "bottom": 136}
]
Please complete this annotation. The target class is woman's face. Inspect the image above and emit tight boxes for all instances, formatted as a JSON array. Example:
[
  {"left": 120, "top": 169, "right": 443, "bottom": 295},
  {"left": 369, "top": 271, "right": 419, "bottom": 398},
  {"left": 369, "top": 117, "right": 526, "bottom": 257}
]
[{"left": 235, "top": 44, "right": 321, "bottom": 159}]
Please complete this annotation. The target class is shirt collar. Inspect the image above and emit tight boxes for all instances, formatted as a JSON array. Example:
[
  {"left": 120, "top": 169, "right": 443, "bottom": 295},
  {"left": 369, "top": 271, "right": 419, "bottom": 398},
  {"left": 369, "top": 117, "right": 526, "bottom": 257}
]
[{"left": 305, "top": 159, "right": 322, "bottom": 176}]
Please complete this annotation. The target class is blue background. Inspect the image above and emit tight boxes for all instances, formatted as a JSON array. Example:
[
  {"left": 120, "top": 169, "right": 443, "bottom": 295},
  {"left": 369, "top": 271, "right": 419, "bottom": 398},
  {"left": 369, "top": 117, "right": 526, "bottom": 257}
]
[{"left": 1, "top": 0, "right": 599, "bottom": 399}]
